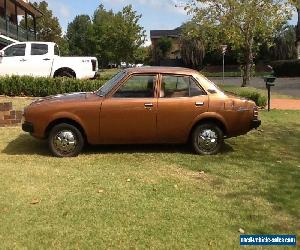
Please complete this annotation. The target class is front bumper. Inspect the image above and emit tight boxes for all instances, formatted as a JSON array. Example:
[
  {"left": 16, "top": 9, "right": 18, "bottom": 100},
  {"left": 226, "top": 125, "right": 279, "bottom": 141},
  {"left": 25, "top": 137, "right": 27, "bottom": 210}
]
[
  {"left": 251, "top": 119, "right": 261, "bottom": 130},
  {"left": 22, "top": 122, "right": 34, "bottom": 133}
]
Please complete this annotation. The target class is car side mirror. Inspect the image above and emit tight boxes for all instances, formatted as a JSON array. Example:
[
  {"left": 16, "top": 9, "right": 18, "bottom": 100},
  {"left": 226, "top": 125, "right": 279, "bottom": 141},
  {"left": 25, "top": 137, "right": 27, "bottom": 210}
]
[{"left": 0, "top": 51, "right": 4, "bottom": 57}]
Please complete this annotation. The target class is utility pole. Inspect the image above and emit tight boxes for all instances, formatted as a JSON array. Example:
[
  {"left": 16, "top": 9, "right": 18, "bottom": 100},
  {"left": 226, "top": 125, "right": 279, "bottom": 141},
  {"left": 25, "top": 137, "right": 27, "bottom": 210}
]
[{"left": 221, "top": 45, "right": 228, "bottom": 85}]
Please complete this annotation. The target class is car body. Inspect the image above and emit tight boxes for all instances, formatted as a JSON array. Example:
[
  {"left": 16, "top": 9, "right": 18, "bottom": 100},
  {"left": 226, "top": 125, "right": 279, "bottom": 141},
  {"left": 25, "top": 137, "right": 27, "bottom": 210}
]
[
  {"left": 22, "top": 67, "right": 261, "bottom": 157},
  {"left": 0, "top": 42, "right": 98, "bottom": 79}
]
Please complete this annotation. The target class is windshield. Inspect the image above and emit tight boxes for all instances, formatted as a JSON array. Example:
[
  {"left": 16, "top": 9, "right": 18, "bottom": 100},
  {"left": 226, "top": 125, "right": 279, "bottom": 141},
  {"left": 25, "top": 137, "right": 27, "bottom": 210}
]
[{"left": 96, "top": 71, "right": 127, "bottom": 96}]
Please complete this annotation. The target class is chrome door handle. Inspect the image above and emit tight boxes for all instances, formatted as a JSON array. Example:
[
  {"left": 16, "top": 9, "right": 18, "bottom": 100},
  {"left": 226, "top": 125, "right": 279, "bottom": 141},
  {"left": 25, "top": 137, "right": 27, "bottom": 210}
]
[
  {"left": 144, "top": 103, "right": 153, "bottom": 108},
  {"left": 43, "top": 58, "right": 51, "bottom": 61},
  {"left": 20, "top": 59, "right": 27, "bottom": 62},
  {"left": 195, "top": 102, "right": 204, "bottom": 107}
]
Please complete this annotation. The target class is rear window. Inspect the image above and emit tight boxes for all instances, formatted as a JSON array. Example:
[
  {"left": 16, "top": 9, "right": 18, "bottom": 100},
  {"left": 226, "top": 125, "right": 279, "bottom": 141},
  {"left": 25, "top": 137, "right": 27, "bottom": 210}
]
[{"left": 31, "top": 44, "right": 48, "bottom": 56}]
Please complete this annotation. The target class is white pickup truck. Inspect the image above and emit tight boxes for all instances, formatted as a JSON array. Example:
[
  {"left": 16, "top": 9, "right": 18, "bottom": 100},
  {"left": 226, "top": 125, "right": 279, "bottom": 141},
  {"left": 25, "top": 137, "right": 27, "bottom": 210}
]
[{"left": 0, "top": 42, "right": 98, "bottom": 79}]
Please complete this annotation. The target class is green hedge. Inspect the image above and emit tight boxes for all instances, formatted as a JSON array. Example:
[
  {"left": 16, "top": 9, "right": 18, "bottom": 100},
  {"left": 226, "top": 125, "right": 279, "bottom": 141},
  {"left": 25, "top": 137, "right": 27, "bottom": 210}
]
[
  {"left": 271, "top": 60, "right": 300, "bottom": 77},
  {"left": 220, "top": 85, "right": 267, "bottom": 107},
  {"left": 236, "top": 90, "right": 267, "bottom": 107},
  {"left": 0, "top": 76, "right": 106, "bottom": 97}
]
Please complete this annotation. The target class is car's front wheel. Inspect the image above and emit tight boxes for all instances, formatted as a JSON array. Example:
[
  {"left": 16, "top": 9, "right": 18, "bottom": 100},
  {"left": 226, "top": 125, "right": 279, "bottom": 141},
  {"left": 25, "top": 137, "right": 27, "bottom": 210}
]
[
  {"left": 48, "top": 123, "right": 84, "bottom": 157},
  {"left": 192, "top": 123, "right": 224, "bottom": 155}
]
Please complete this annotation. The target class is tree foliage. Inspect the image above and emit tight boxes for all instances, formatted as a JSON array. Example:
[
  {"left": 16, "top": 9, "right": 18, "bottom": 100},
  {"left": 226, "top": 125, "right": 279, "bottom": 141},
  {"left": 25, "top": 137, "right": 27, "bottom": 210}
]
[
  {"left": 66, "top": 15, "right": 94, "bottom": 56},
  {"left": 180, "top": 22, "right": 206, "bottom": 69},
  {"left": 92, "top": 4, "right": 146, "bottom": 67},
  {"left": 21, "top": 1, "right": 62, "bottom": 44},
  {"left": 186, "top": 0, "right": 292, "bottom": 86}
]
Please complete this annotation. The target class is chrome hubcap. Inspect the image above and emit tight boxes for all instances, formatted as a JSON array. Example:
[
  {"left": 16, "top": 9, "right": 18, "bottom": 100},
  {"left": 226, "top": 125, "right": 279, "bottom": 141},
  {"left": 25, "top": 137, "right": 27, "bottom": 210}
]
[
  {"left": 197, "top": 129, "right": 218, "bottom": 151},
  {"left": 53, "top": 130, "right": 77, "bottom": 154}
]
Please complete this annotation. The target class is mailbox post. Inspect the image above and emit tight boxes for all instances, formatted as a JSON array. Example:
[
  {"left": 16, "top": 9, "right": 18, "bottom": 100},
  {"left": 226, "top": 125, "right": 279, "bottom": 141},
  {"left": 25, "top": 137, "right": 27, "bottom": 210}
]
[{"left": 264, "top": 76, "right": 276, "bottom": 112}]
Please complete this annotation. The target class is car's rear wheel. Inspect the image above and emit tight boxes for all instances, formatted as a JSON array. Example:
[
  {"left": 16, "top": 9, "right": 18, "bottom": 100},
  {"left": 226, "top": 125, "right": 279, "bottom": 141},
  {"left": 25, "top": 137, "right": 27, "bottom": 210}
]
[
  {"left": 192, "top": 123, "right": 224, "bottom": 155},
  {"left": 48, "top": 123, "right": 84, "bottom": 157}
]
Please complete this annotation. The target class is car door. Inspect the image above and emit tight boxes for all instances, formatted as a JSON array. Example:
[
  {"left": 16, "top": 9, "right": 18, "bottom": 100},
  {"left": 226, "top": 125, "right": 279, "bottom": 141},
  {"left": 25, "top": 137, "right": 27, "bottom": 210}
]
[
  {"left": 24, "top": 43, "right": 53, "bottom": 77},
  {"left": 157, "top": 74, "right": 208, "bottom": 143},
  {"left": 100, "top": 74, "right": 158, "bottom": 144},
  {"left": 0, "top": 43, "right": 27, "bottom": 76}
]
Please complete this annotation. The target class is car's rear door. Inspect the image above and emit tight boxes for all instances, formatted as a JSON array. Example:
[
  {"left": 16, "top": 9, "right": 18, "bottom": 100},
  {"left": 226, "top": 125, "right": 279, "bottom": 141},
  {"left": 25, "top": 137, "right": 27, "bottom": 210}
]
[
  {"left": 99, "top": 74, "right": 158, "bottom": 144},
  {"left": 157, "top": 74, "right": 208, "bottom": 143}
]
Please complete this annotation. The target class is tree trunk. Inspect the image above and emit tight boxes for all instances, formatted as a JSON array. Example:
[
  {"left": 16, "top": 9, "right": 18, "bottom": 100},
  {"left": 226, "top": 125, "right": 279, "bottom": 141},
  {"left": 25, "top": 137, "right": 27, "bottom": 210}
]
[
  {"left": 297, "top": 7, "right": 300, "bottom": 59},
  {"left": 241, "top": 47, "right": 253, "bottom": 87}
]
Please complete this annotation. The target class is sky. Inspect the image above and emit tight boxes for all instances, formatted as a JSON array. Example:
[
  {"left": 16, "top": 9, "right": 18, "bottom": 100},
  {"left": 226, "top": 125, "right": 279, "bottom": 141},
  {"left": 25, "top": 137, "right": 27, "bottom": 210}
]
[{"left": 34, "top": 0, "right": 298, "bottom": 46}]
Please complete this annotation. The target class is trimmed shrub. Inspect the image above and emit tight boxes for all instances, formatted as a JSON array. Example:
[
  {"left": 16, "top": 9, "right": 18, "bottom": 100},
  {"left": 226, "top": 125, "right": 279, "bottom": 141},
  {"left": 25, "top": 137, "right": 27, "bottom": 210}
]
[
  {"left": 220, "top": 85, "right": 267, "bottom": 107},
  {"left": 271, "top": 60, "right": 300, "bottom": 77},
  {"left": 0, "top": 76, "right": 106, "bottom": 97},
  {"left": 237, "top": 90, "right": 267, "bottom": 107}
]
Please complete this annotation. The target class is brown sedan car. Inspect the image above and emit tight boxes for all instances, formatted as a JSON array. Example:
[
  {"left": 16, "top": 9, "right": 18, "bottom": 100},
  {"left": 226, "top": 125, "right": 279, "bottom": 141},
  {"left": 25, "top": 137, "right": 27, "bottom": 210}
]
[{"left": 22, "top": 67, "right": 261, "bottom": 157}]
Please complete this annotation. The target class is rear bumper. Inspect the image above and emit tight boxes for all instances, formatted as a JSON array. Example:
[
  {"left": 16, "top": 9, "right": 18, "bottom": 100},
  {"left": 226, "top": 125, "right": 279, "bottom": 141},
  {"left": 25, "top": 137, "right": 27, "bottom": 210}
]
[
  {"left": 22, "top": 122, "right": 34, "bottom": 133},
  {"left": 251, "top": 119, "right": 261, "bottom": 130}
]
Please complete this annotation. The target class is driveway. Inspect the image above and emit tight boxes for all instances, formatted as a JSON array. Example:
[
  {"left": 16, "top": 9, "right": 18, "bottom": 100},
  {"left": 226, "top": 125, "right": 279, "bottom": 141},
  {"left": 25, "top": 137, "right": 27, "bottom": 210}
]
[{"left": 209, "top": 77, "right": 300, "bottom": 98}]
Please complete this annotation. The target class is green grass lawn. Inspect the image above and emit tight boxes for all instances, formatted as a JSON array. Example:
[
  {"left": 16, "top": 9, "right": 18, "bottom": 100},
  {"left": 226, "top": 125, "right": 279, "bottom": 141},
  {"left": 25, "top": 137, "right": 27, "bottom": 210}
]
[{"left": 0, "top": 97, "right": 299, "bottom": 249}]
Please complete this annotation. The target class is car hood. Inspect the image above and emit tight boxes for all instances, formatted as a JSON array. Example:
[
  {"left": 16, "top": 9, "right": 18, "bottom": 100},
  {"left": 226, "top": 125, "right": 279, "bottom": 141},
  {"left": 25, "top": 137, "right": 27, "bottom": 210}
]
[{"left": 32, "top": 92, "right": 89, "bottom": 105}]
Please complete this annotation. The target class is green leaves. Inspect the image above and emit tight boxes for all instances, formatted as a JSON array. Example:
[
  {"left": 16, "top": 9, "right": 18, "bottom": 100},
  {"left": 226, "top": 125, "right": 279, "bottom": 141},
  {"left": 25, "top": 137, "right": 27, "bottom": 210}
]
[{"left": 186, "top": 0, "right": 293, "bottom": 85}]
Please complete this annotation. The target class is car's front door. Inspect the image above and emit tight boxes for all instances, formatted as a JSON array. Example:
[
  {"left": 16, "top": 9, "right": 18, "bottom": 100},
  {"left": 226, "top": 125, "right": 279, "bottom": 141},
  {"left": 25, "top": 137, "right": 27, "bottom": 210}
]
[
  {"left": 0, "top": 43, "right": 27, "bottom": 76},
  {"left": 100, "top": 74, "right": 158, "bottom": 144},
  {"left": 157, "top": 74, "right": 209, "bottom": 143}
]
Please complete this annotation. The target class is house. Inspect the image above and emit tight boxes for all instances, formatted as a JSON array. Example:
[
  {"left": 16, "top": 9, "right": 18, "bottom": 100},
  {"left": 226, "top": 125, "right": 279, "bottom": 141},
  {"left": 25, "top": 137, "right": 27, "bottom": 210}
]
[
  {"left": 150, "top": 27, "right": 183, "bottom": 66},
  {"left": 0, "top": 0, "right": 42, "bottom": 49}
]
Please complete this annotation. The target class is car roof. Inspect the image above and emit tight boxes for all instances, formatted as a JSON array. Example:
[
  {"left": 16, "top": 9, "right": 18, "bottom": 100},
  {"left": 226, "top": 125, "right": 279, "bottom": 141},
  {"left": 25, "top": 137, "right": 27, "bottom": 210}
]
[{"left": 125, "top": 66, "right": 199, "bottom": 75}]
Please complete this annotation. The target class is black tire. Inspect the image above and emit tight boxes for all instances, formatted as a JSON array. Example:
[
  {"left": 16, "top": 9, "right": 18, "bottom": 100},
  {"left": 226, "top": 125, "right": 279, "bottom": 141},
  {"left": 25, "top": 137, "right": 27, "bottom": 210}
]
[
  {"left": 191, "top": 123, "right": 224, "bottom": 155},
  {"left": 48, "top": 123, "right": 84, "bottom": 157}
]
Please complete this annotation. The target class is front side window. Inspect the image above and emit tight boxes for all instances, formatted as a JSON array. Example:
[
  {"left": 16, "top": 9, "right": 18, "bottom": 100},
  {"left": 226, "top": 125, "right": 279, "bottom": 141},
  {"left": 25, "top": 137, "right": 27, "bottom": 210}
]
[
  {"left": 114, "top": 75, "right": 156, "bottom": 98},
  {"left": 31, "top": 44, "right": 48, "bottom": 55},
  {"left": 4, "top": 44, "right": 26, "bottom": 57},
  {"left": 161, "top": 75, "right": 206, "bottom": 98}
]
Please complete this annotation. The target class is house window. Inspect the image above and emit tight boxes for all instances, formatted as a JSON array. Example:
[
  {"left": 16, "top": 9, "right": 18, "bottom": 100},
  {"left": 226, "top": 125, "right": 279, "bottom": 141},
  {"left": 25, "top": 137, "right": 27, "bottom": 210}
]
[
  {"left": 4, "top": 44, "right": 26, "bottom": 57},
  {"left": 31, "top": 44, "right": 48, "bottom": 55}
]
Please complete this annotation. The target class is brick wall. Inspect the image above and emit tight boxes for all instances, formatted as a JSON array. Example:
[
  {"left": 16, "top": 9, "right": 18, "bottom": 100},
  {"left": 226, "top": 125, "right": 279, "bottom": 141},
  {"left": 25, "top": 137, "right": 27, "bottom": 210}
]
[{"left": 0, "top": 102, "right": 22, "bottom": 127}]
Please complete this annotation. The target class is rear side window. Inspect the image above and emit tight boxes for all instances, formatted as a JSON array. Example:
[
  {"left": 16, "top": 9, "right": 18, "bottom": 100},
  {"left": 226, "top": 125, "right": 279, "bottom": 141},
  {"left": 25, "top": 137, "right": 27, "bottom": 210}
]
[
  {"left": 31, "top": 44, "right": 48, "bottom": 55},
  {"left": 4, "top": 44, "right": 26, "bottom": 57},
  {"left": 161, "top": 75, "right": 206, "bottom": 98}
]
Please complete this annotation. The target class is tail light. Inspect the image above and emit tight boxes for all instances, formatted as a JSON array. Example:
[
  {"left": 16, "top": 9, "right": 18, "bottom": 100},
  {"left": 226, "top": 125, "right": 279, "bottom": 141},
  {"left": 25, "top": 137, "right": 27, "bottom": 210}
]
[
  {"left": 253, "top": 106, "right": 259, "bottom": 119},
  {"left": 91, "top": 60, "right": 97, "bottom": 71}
]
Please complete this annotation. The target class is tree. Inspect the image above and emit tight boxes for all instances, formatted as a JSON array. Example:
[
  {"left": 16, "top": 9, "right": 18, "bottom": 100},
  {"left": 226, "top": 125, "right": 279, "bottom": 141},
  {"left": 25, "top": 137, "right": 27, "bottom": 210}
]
[
  {"left": 66, "top": 15, "right": 94, "bottom": 56},
  {"left": 157, "top": 37, "right": 172, "bottom": 58},
  {"left": 133, "top": 46, "right": 151, "bottom": 64},
  {"left": 289, "top": 0, "right": 300, "bottom": 59},
  {"left": 186, "top": 0, "right": 292, "bottom": 86},
  {"left": 180, "top": 22, "right": 206, "bottom": 69},
  {"left": 92, "top": 4, "right": 146, "bottom": 67},
  {"left": 21, "top": 1, "right": 62, "bottom": 43},
  {"left": 258, "top": 25, "right": 297, "bottom": 61}
]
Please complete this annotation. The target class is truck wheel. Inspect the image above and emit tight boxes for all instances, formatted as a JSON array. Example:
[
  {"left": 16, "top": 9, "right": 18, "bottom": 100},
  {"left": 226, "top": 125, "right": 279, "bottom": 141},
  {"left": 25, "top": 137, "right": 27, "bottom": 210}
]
[
  {"left": 54, "top": 69, "right": 76, "bottom": 78},
  {"left": 48, "top": 123, "right": 84, "bottom": 157},
  {"left": 191, "top": 123, "right": 224, "bottom": 155}
]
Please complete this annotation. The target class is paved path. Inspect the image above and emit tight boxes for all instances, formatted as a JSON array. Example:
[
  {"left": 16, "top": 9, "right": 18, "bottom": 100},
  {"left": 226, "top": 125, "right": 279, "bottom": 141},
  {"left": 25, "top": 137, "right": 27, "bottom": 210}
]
[
  {"left": 209, "top": 77, "right": 300, "bottom": 98},
  {"left": 271, "top": 99, "right": 300, "bottom": 110}
]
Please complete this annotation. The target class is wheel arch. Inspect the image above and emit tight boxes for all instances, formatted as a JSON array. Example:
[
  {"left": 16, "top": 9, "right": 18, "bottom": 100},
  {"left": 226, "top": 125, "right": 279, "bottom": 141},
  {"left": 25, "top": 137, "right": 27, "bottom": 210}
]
[
  {"left": 189, "top": 116, "right": 228, "bottom": 142},
  {"left": 53, "top": 67, "right": 76, "bottom": 78},
  {"left": 45, "top": 118, "right": 87, "bottom": 141}
]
